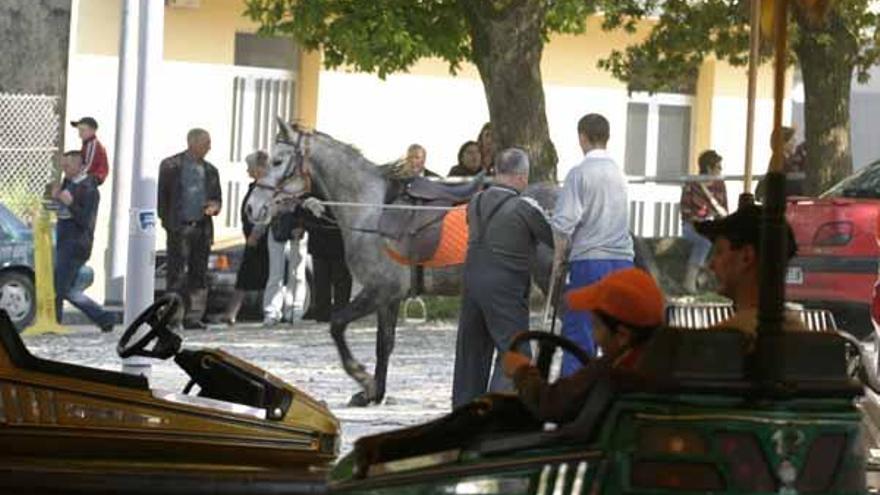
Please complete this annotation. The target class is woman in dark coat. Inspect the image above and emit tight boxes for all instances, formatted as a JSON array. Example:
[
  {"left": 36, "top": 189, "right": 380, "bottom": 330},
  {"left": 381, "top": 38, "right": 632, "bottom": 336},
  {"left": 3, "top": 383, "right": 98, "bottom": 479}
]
[
  {"left": 299, "top": 198, "right": 352, "bottom": 322},
  {"left": 222, "top": 151, "right": 270, "bottom": 325}
]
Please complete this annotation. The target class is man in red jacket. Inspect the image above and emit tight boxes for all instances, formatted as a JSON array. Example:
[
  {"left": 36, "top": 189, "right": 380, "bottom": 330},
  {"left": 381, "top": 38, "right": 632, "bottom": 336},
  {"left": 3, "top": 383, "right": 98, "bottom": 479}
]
[{"left": 70, "top": 117, "right": 108, "bottom": 186}]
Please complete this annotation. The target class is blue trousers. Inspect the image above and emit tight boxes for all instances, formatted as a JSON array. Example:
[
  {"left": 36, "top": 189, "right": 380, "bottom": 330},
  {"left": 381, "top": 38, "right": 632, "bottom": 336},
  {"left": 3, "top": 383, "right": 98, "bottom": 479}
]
[
  {"left": 561, "top": 258, "right": 634, "bottom": 376},
  {"left": 54, "top": 244, "right": 112, "bottom": 328},
  {"left": 682, "top": 222, "right": 712, "bottom": 267}
]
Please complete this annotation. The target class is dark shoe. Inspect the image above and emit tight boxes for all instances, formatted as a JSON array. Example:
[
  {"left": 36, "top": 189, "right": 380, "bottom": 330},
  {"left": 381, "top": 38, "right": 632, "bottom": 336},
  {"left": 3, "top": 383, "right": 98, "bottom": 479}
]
[
  {"left": 100, "top": 323, "right": 114, "bottom": 333},
  {"left": 301, "top": 310, "right": 316, "bottom": 321},
  {"left": 184, "top": 320, "right": 207, "bottom": 330}
]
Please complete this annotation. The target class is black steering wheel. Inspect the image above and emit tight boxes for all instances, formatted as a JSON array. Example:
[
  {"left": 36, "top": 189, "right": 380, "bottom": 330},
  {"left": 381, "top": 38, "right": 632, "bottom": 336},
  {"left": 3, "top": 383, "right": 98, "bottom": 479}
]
[
  {"left": 117, "top": 295, "right": 183, "bottom": 359},
  {"left": 509, "top": 331, "right": 592, "bottom": 380}
]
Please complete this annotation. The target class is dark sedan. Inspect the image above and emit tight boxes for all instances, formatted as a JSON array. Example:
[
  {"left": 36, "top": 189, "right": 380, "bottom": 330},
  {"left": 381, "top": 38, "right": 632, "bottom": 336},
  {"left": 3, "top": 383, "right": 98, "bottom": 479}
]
[{"left": 153, "top": 237, "right": 265, "bottom": 322}]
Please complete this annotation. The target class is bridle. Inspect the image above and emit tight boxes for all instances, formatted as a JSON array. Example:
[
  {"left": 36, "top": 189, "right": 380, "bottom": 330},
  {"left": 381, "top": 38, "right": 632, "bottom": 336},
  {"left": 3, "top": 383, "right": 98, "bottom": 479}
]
[
  {"left": 246, "top": 127, "right": 315, "bottom": 225},
  {"left": 255, "top": 128, "right": 313, "bottom": 194}
]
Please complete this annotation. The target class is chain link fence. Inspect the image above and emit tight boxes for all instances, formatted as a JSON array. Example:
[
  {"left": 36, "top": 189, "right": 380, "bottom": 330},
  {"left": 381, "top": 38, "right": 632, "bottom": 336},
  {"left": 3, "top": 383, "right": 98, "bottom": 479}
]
[{"left": 0, "top": 93, "right": 60, "bottom": 224}]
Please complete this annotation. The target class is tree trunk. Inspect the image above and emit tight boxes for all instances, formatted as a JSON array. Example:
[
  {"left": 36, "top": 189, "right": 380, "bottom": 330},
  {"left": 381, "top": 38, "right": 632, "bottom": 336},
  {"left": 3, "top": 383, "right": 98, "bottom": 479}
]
[
  {"left": 793, "top": 9, "right": 856, "bottom": 195},
  {"left": 461, "top": 1, "right": 558, "bottom": 183}
]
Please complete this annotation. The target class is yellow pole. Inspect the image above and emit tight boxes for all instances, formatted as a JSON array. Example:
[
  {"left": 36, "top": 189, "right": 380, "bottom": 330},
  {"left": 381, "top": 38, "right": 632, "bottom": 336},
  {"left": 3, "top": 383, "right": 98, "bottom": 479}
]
[
  {"left": 743, "top": 0, "right": 762, "bottom": 196},
  {"left": 23, "top": 208, "right": 67, "bottom": 335},
  {"left": 770, "top": 0, "right": 789, "bottom": 176}
]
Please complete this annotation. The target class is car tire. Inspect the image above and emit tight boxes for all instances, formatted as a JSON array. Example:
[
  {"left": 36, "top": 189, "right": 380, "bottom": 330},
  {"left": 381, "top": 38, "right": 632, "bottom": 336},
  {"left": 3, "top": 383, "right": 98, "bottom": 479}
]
[{"left": 0, "top": 271, "right": 36, "bottom": 332}]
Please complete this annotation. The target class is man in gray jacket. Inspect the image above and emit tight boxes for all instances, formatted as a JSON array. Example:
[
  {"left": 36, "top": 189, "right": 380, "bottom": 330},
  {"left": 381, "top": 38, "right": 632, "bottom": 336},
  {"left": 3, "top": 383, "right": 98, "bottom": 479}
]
[
  {"left": 452, "top": 148, "right": 553, "bottom": 408},
  {"left": 552, "top": 114, "right": 634, "bottom": 376}
]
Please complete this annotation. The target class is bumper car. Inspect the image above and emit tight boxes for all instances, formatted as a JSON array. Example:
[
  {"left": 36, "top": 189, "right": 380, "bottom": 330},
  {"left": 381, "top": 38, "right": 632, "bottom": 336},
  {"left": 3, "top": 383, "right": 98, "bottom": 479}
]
[
  {"left": 329, "top": 330, "right": 868, "bottom": 494},
  {"left": 0, "top": 295, "right": 338, "bottom": 494}
]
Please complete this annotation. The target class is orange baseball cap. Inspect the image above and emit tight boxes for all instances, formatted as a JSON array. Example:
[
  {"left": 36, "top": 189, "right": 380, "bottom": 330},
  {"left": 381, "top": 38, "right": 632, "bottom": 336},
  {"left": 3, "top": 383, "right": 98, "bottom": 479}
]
[{"left": 565, "top": 268, "right": 665, "bottom": 328}]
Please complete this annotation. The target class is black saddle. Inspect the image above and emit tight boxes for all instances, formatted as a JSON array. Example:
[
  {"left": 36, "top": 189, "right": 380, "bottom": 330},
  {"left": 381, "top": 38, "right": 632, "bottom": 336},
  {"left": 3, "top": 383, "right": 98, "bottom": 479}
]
[
  {"left": 405, "top": 174, "right": 485, "bottom": 203},
  {"left": 378, "top": 173, "right": 485, "bottom": 263}
]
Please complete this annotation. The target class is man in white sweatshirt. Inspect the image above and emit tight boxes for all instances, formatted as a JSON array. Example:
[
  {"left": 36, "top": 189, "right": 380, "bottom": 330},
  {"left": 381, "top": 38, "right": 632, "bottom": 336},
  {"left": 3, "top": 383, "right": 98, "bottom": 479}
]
[{"left": 551, "top": 113, "right": 634, "bottom": 376}]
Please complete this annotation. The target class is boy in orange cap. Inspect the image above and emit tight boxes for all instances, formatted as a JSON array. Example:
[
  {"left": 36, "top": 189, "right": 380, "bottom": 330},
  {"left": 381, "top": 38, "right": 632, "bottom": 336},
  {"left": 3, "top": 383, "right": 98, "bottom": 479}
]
[{"left": 503, "top": 267, "right": 665, "bottom": 423}]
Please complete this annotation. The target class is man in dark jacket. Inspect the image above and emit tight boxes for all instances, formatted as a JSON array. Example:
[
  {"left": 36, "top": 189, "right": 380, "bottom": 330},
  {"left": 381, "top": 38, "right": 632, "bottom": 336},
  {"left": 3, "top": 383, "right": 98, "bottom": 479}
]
[
  {"left": 298, "top": 197, "right": 352, "bottom": 322},
  {"left": 157, "top": 128, "right": 222, "bottom": 329},
  {"left": 451, "top": 148, "right": 554, "bottom": 407},
  {"left": 51, "top": 150, "right": 114, "bottom": 332}
]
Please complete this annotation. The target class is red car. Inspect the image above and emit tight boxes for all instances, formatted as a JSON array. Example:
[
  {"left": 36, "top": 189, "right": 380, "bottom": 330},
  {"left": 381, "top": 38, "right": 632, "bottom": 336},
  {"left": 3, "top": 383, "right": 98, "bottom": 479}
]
[{"left": 785, "top": 160, "right": 880, "bottom": 339}]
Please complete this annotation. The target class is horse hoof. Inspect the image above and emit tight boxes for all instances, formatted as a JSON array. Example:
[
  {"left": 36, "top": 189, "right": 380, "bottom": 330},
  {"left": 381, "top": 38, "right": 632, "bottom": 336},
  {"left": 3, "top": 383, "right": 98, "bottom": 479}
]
[{"left": 348, "top": 391, "right": 374, "bottom": 407}]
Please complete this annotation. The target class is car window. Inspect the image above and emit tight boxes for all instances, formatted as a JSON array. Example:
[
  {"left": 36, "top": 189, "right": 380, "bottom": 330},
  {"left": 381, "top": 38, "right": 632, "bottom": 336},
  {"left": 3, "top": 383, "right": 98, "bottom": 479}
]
[{"left": 821, "top": 160, "right": 880, "bottom": 199}]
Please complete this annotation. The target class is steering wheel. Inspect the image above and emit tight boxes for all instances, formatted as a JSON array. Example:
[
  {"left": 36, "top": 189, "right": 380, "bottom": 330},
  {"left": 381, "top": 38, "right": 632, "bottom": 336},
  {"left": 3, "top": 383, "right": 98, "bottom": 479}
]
[
  {"left": 117, "top": 295, "right": 183, "bottom": 359},
  {"left": 509, "top": 331, "right": 592, "bottom": 380}
]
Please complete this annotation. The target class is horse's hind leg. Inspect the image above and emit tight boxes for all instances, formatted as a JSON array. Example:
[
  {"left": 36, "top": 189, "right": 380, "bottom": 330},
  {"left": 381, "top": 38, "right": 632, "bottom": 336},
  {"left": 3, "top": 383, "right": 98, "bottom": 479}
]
[
  {"left": 372, "top": 299, "right": 401, "bottom": 404},
  {"left": 330, "top": 289, "right": 380, "bottom": 405}
]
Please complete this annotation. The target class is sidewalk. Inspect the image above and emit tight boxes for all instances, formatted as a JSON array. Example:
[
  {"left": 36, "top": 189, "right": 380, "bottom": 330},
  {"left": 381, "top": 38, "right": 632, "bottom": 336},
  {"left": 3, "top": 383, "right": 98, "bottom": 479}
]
[{"left": 60, "top": 304, "right": 123, "bottom": 326}]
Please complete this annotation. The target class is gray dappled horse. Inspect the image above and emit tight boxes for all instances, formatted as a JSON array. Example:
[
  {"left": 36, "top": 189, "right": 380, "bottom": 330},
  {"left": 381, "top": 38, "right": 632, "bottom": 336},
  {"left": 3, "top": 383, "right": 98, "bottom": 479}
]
[{"left": 246, "top": 120, "right": 556, "bottom": 406}]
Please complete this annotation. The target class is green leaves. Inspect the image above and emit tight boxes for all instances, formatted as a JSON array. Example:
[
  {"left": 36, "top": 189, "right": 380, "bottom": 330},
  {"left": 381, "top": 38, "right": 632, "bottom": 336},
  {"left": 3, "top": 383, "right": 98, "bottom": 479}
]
[
  {"left": 597, "top": 0, "right": 880, "bottom": 93},
  {"left": 244, "top": 0, "right": 599, "bottom": 77}
]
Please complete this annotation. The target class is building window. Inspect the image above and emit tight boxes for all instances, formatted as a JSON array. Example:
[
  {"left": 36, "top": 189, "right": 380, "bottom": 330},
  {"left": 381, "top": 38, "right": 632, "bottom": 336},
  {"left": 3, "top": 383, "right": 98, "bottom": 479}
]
[
  {"left": 234, "top": 32, "right": 300, "bottom": 70},
  {"left": 624, "top": 93, "right": 693, "bottom": 178}
]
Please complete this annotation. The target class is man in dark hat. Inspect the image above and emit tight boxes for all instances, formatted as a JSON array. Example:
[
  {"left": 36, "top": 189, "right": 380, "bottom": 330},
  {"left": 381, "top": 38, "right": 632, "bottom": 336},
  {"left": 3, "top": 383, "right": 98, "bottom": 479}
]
[
  {"left": 695, "top": 204, "right": 806, "bottom": 337},
  {"left": 70, "top": 117, "right": 108, "bottom": 186}
]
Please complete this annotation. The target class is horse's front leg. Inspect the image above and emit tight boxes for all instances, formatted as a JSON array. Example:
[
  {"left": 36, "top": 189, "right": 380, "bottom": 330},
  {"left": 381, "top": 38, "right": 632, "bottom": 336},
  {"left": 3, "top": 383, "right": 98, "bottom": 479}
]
[
  {"left": 372, "top": 299, "right": 402, "bottom": 404},
  {"left": 330, "top": 289, "right": 380, "bottom": 406}
]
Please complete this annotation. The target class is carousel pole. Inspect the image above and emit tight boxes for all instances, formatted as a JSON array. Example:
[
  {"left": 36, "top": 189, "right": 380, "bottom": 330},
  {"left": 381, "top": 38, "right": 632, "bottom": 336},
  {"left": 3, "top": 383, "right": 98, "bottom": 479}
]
[
  {"left": 757, "top": 0, "right": 791, "bottom": 340},
  {"left": 741, "top": 0, "right": 762, "bottom": 207}
]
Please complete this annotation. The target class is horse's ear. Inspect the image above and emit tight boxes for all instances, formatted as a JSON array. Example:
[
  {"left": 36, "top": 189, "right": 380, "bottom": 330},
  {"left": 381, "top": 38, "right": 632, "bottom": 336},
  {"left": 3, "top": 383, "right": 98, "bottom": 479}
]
[{"left": 276, "top": 116, "right": 295, "bottom": 142}]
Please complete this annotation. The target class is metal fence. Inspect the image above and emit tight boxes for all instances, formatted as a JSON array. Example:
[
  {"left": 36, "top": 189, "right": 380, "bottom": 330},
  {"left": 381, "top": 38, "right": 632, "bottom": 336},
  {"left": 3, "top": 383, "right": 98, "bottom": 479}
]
[{"left": 0, "top": 93, "right": 60, "bottom": 223}]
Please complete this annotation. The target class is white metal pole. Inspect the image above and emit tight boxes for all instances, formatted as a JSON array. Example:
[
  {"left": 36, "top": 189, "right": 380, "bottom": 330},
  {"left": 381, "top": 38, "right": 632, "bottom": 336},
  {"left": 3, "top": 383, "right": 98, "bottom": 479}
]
[
  {"left": 105, "top": 0, "right": 138, "bottom": 306},
  {"left": 122, "top": 0, "right": 163, "bottom": 377}
]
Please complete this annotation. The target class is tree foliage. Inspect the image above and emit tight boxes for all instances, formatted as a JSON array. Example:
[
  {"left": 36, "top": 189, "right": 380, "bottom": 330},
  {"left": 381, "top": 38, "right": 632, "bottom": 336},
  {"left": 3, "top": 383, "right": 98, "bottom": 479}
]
[
  {"left": 244, "top": 0, "right": 599, "bottom": 181},
  {"left": 244, "top": 0, "right": 595, "bottom": 79},
  {"left": 597, "top": 0, "right": 880, "bottom": 192},
  {"left": 599, "top": 0, "right": 880, "bottom": 91}
]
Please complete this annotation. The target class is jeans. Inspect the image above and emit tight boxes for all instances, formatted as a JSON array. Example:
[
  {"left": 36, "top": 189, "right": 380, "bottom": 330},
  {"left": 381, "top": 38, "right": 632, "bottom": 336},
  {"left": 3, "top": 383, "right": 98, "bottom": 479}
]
[
  {"left": 54, "top": 246, "right": 112, "bottom": 327},
  {"left": 166, "top": 223, "right": 211, "bottom": 316},
  {"left": 560, "top": 258, "right": 634, "bottom": 377},
  {"left": 683, "top": 221, "right": 713, "bottom": 267},
  {"left": 264, "top": 236, "right": 302, "bottom": 321}
]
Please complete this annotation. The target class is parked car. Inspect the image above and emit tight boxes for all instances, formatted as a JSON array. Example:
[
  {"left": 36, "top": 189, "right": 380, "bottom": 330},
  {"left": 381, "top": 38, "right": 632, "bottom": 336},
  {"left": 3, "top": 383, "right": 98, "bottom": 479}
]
[
  {"left": 786, "top": 160, "right": 880, "bottom": 339},
  {"left": 154, "top": 237, "right": 260, "bottom": 321},
  {"left": 0, "top": 202, "right": 99, "bottom": 331},
  {"left": 154, "top": 237, "right": 308, "bottom": 323},
  {"left": 0, "top": 203, "right": 36, "bottom": 330}
]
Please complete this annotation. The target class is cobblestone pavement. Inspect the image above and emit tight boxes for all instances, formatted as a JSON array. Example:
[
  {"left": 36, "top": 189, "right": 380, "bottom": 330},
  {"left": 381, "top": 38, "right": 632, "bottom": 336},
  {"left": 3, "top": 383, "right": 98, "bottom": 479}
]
[{"left": 23, "top": 319, "right": 459, "bottom": 454}]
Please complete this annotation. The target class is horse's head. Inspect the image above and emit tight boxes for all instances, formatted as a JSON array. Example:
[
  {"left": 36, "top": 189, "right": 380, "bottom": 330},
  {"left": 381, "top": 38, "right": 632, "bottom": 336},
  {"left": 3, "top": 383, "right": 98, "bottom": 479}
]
[{"left": 245, "top": 118, "right": 313, "bottom": 225}]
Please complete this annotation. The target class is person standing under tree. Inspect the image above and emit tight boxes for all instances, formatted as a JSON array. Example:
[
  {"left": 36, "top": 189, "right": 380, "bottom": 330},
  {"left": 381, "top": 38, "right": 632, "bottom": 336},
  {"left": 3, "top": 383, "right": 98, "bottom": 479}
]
[
  {"left": 551, "top": 113, "right": 634, "bottom": 377},
  {"left": 451, "top": 148, "right": 553, "bottom": 407}
]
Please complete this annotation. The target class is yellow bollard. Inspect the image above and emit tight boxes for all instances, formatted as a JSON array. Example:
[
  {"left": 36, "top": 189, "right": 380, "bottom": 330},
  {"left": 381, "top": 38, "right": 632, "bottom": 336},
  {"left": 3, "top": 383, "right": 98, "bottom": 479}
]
[{"left": 22, "top": 208, "right": 66, "bottom": 335}]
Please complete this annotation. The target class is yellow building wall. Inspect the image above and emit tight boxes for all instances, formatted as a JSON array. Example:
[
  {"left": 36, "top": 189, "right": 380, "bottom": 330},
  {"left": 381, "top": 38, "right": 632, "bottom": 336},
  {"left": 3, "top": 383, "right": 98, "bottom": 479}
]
[
  {"left": 76, "top": 0, "right": 264, "bottom": 65},
  {"left": 296, "top": 49, "right": 322, "bottom": 128},
  {"left": 376, "top": 16, "right": 653, "bottom": 90}
]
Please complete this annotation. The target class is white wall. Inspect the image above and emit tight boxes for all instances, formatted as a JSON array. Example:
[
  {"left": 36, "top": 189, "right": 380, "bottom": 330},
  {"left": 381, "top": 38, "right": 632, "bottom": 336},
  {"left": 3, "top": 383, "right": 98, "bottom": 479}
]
[
  {"left": 315, "top": 71, "right": 634, "bottom": 180},
  {"left": 64, "top": 54, "right": 290, "bottom": 302}
]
